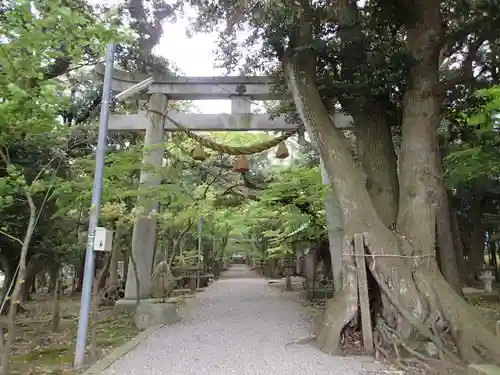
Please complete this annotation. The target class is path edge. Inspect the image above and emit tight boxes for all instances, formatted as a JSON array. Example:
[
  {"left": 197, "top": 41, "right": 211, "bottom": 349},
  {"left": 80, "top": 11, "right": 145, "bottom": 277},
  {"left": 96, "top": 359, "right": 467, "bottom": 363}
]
[{"left": 82, "top": 324, "right": 163, "bottom": 374}]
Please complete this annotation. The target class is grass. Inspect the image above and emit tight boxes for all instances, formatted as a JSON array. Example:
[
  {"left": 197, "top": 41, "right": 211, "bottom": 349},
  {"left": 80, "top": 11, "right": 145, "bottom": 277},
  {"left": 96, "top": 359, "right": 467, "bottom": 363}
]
[{"left": 2, "top": 294, "right": 142, "bottom": 375}]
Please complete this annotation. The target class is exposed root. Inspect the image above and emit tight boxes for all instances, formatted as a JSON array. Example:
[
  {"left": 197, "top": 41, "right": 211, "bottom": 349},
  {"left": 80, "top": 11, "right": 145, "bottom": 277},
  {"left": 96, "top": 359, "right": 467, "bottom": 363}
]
[
  {"left": 414, "top": 267, "right": 500, "bottom": 364},
  {"left": 317, "top": 231, "right": 500, "bottom": 369},
  {"left": 376, "top": 319, "right": 465, "bottom": 374},
  {"left": 284, "top": 334, "right": 317, "bottom": 349},
  {"left": 316, "top": 236, "right": 359, "bottom": 354}
]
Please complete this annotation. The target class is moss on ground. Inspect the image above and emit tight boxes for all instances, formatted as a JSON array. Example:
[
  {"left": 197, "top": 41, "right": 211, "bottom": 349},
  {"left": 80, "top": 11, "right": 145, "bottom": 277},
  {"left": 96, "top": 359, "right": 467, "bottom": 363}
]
[
  {"left": 465, "top": 292, "right": 500, "bottom": 324},
  {"left": 4, "top": 295, "right": 141, "bottom": 375}
]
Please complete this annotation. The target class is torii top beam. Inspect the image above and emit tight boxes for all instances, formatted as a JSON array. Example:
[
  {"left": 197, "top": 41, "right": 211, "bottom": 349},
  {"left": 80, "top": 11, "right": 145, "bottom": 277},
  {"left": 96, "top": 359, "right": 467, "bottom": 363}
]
[
  {"left": 94, "top": 64, "right": 280, "bottom": 100},
  {"left": 94, "top": 64, "right": 354, "bottom": 131}
]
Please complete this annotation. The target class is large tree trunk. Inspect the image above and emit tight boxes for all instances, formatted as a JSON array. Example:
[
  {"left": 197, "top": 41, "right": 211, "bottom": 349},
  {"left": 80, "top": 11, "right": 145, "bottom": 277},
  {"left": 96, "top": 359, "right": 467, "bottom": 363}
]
[
  {"left": 435, "top": 155, "right": 462, "bottom": 295},
  {"left": 333, "top": 0, "right": 399, "bottom": 228},
  {"left": 467, "top": 197, "right": 486, "bottom": 285},
  {"left": 284, "top": 0, "right": 500, "bottom": 363},
  {"left": 352, "top": 112, "right": 399, "bottom": 228},
  {"left": 450, "top": 201, "right": 467, "bottom": 284},
  {"left": 76, "top": 254, "right": 85, "bottom": 293},
  {"left": 20, "top": 258, "right": 40, "bottom": 302}
]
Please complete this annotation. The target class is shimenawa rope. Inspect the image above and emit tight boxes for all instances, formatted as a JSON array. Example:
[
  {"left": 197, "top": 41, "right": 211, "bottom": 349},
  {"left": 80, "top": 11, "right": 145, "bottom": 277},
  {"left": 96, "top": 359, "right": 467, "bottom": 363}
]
[{"left": 147, "top": 109, "right": 299, "bottom": 156}]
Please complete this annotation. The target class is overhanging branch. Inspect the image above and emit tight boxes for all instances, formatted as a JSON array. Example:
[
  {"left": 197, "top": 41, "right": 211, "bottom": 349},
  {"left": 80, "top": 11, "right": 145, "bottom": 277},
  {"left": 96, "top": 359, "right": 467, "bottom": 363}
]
[{"left": 439, "top": 38, "right": 485, "bottom": 91}]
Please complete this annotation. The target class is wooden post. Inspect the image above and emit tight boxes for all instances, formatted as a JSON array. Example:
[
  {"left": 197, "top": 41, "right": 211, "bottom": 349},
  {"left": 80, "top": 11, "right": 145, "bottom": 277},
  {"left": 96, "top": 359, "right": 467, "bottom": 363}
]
[
  {"left": 354, "top": 233, "right": 374, "bottom": 354},
  {"left": 496, "top": 320, "right": 500, "bottom": 337}
]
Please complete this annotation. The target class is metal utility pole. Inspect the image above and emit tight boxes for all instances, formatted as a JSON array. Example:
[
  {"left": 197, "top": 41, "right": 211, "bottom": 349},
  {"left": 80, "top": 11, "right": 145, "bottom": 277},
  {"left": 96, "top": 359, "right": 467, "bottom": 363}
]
[
  {"left": 73, "top": 42, "right": 115, "bottom": 370},
  {"left": 73, "top": 43, "right": 155, "bottom": 369},
  {"left": 196, "top": 215, "right": 203, "bottom": 289}
]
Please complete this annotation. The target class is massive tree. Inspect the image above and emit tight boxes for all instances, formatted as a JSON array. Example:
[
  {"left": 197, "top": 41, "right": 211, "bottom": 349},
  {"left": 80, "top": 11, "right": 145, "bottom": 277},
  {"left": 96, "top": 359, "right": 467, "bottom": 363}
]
[{"left": 189, "top": 0, "right": 500, "bottom": 365}]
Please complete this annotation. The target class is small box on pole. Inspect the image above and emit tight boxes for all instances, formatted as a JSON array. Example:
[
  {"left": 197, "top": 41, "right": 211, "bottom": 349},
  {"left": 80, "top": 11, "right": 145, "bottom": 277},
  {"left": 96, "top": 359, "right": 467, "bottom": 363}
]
[{"left": 93, "top": 227, "right": 113, "bottom": 252}]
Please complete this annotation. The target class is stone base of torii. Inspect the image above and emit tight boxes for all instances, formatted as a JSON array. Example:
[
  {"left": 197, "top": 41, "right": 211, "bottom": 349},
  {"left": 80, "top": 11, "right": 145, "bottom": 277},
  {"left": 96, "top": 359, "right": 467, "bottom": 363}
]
[{"left": 95, "top": 65, "right": 349, "bottom": 302}]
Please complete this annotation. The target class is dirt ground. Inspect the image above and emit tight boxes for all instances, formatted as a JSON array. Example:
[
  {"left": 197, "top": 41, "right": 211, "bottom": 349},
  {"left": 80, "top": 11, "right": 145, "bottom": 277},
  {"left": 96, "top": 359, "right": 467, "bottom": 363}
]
[
  {"left": 464, "top": 292, "right": 500, "bottom": 322},
  {"left": 4, "top": 279, "right": 498, "bottom": 375},
  {"left": 1, "top": 290, "right": 194, "bottom": 375},
  {"left": 0, "top": 294, "right": 138, "bottom": 375}
]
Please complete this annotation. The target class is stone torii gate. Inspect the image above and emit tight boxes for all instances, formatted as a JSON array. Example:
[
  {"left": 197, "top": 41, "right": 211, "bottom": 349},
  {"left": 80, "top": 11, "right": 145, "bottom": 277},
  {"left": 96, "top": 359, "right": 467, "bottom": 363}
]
[{"left": 95, "top": 65, "right": 349, "bottom": 302}]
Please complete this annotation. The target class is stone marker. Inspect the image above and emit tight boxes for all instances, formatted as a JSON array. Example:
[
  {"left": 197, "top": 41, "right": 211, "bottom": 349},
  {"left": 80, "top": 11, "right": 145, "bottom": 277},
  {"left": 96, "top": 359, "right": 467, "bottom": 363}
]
[{"left": 134, "top": 301, "right": 180, "bottom": 330}]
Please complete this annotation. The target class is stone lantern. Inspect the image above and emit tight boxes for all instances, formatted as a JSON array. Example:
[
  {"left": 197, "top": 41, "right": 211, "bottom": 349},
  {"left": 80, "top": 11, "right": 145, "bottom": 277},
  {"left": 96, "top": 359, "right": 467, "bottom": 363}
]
[{"left": 477, "top": 266, "right": 496, "bottom": 293}]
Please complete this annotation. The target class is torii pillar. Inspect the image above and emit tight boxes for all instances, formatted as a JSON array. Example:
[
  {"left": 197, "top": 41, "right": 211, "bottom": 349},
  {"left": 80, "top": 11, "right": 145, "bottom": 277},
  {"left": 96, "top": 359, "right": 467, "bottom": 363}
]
[{"left": 124, "top": 93, "right": 168, "bottom": 300}]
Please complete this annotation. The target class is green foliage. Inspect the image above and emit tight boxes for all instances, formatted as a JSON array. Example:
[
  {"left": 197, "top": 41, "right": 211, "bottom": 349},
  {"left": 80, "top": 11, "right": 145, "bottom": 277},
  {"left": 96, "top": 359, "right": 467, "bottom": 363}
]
[
  {"left": 224, "top": 166, "right": 327, "bottom": 260},
  {"left": 0, "top": 0, "right": 122, "bottom": 273},
  {"left": 445, "top": 86, "right": 500, "bottom": 188}
]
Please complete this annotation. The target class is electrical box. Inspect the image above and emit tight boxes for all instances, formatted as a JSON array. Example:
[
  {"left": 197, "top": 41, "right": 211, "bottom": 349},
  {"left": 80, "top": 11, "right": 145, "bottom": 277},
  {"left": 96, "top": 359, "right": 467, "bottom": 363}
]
[{"left": 93, "top": 227, "right": 113, "bottom": 252}]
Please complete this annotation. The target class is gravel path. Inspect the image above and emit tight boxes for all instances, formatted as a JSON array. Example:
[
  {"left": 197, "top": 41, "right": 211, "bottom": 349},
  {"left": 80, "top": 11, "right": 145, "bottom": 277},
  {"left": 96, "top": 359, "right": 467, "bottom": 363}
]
[{"left": 103, "top": 265, "right": 397, "bottom": 375}]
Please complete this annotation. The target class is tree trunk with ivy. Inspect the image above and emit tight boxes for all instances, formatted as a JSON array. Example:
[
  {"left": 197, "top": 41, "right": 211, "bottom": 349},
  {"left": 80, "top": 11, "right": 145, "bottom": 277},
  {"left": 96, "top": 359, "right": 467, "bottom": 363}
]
[{"left": 284, "top": 0, "right": 500, "bottom": 365}]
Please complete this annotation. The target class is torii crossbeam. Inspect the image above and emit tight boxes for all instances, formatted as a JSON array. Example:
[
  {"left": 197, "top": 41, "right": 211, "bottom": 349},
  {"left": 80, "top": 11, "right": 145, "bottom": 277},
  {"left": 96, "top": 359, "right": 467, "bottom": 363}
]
[{"left": 94, "top": 64, "right": 353, "bottom": 131}]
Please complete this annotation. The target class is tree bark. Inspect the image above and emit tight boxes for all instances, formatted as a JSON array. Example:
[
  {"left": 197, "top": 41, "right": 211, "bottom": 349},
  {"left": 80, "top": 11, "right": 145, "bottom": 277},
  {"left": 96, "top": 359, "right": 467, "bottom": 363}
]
[
  {"left": 47, "top": 265, "right": 58, "bottom": 294},
  {"left": 91, "top": 253, "right": 111, "bottom": 361},
  {"left": 97, "top": 253, "right": 112, "bottom": 292},
  {"left": 435, "top": 155, "right": 462, "bottom": 295},
  {"left": 283, "top": 0, "right": 500, "bottom": 362},
  {"left": 467, "top": 197, "right": 486, "bottom": 284},
  {"left": 76, "top": 254, "right": 85, "bottom": 293},
  {"left": 20, "top": 258, "right": 39, "bottom": 302},
  {"left": 1, "top": 190, "right": 37, "bottom": 375},
  {"left": 352, "top": 112, "right": 399, "bottom": 228},
  {"left": 395, "top": 12, "right": 441, "bottom": 258},
  {"left": 0, "top": 255, "right": 12, "bottom": 304},
  {"left": 333, "top": 0, "right": 399, "bottom": 229},
  {"left": 123, "top": 247, "right": 130, "bottom": 282},
  {"left": 108, "top": 225, "right": 122, "bottom": 286},
  {"left": 493, "top": 243, "right": 499, "bottom": 281},
  {"left": 51, "top": 267, "right": 61, "bottom": 333},
  {"left": 450, "top": 204, "right": 466, "bottom": 284},
  {"left": 153, "top": 238, "right": 165, "bottom": 270}
]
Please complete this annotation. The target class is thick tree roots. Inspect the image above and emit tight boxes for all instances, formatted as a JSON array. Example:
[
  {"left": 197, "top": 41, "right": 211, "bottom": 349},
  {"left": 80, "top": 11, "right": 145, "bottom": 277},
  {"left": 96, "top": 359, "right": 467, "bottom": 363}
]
[
  {"left": 316, "top": 232, "right": 500, "bottom": 370},
  {"left": 317, "top": 235, "right": 359, "bottom": 354}
]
